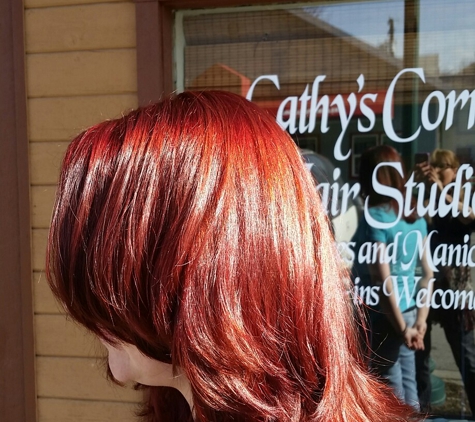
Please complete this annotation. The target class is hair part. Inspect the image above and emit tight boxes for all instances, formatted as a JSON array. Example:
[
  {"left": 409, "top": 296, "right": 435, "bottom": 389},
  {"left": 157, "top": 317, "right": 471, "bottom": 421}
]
[{"left": 47, "top": 91, "right": 420, "bottom": 421}]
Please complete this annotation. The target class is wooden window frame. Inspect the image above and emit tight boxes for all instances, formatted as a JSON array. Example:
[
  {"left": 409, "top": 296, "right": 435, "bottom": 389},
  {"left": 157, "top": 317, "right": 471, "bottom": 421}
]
[{"left": 0, "top": 0, "right": 36, "bottom": 421}]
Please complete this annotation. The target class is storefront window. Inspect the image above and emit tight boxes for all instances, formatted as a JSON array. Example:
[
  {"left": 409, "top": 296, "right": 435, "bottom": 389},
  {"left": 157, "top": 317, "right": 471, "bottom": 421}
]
[{"left": 176, "top": 1, "right": 475, "bottom": 418}]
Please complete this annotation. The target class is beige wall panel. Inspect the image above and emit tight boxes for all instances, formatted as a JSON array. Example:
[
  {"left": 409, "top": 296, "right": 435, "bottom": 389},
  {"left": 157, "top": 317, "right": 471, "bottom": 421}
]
[
  {"left": 32, "top": 228, "right": 48, "bottom": 271},
  {"left": 37, "top": 356, "right": 142, "bottom": 402},
  {"left": 27, "top": 50, "right": 137, "bottom": 98},
  {"left": 31, "top": 185, "right": 56, "bottom": 228},
  {"left": 29, "top": 95, "right": 138, "bottom": 141},
  {"left": 33, "top": 271, "right": 62, "bottom": 314},
  {"left": 26, "top": 3, "right": 136, "bottom": 54},
  {"left": 38, "top": 398, "right": 139, "bottom": 422},
  {"left": 36, "top": 314, "right": 104, "bottom": 357},
  {"left": 30, "top": 142, "right": 68, "bottom": 185},
  {"left": 25, "top": 0, "right": 127, "bottom": 9}
]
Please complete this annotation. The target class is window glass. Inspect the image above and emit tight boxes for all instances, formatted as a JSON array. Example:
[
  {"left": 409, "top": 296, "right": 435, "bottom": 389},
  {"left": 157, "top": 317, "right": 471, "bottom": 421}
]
[{"left": 177, "top": 1, "right": 475, "bottom": 417}]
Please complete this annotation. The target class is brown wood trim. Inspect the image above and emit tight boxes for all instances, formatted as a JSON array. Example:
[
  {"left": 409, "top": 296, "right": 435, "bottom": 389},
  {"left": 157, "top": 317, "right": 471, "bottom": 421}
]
[
  {"left": 134, "top": 0, "right": 310, "bottom": 106},
  {"left": 158, "top": 0, "right": 307, "bottom": 8},
  {"left": 0, "top": 0, "right": 36, "bottom": 421},
  {"left": 135, "top": 1, "right": 174, "bottom": 105}
]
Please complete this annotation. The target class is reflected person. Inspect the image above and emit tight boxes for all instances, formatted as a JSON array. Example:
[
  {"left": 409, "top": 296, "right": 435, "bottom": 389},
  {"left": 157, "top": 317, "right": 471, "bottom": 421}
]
[
  {"left": 416, "top": 148, "right": 475, "bottom": 414},
  {"left": 351, "top": 145, "right": 433, "bottom": 410}
]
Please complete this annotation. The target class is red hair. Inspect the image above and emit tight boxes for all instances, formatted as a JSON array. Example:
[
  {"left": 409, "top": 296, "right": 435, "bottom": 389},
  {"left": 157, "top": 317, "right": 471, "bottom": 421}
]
[{"left": 46, "top": 91, "right": 419, "bottom": 421}]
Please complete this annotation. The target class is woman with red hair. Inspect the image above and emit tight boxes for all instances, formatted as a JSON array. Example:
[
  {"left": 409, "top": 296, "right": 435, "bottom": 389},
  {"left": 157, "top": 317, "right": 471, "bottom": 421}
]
[{"left": 46, "top": 91, "right": 420, "bottom": 421}]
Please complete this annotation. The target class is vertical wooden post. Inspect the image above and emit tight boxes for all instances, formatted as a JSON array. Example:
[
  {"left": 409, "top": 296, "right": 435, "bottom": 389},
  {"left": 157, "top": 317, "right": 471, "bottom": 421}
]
[
  {"left": 0, "top": 0, "right": 36, "bottom": 421},
  {"left": 135, "top": 0, "right": 174, "bottom": 105}
]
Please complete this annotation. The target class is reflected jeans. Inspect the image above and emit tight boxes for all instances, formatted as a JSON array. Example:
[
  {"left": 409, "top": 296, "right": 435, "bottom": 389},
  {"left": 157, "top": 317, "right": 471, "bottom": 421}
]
[
  {"left": 370, "top": 308, "right": 419, "bottom": 410},
  {"left": 442, "top": 310, "right": 475, "bottom": 413}
]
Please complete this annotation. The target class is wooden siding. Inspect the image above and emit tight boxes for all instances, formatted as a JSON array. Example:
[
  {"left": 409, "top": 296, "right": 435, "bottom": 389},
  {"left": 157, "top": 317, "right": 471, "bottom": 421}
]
[
  {"left": 25, "top": 0, "right": 127, "bottom": 9},
  {"left": 27, "top": 50, "right": 137, "bottom": 97},
  {"left": 37, "top": 357, "right": 139, "bottom": 402},
  {"left": 29, "top": 95, "right": 137, "bottom": 142},
  {"left": 25, "top": 3, "right": 136, "bottom": 53},
  {"left": 33, "top": 272, "right": 62, "bottom": 314},
  {"left": 38, "top": 399, "right": 140, "bottom": 422},
  {"left": 25, "top": 1, "right": 140, "bottom": 421},
  {"left": 30, "top": 142, "right": 69, "bottom": 184}
]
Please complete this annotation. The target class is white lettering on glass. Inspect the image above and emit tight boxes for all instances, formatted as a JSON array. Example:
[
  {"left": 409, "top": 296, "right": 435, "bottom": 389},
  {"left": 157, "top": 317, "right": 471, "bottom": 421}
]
[{"left": 247, "top": 68, "right": 475, "bottom": 161}]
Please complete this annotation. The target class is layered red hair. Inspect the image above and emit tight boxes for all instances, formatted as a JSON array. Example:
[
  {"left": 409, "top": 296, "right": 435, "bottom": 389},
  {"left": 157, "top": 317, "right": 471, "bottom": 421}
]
[{"left": 46, "top": 91, "right": 419, "bottom": 421}]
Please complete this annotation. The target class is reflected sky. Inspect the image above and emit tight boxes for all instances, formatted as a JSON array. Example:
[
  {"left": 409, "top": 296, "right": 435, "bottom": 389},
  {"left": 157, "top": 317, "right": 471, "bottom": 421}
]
[{"left": 304, "top": 0, "right": 475, "bottom": 75}]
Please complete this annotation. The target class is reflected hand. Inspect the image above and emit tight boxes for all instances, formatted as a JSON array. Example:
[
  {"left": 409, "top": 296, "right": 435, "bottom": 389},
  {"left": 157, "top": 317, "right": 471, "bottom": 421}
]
[
  {"left": 403, "top": 326, "right": 424, "bottom": 351},
  {"left": 414, "top": 320, "right": 427, "bottom": 337},
  {"left": 413, "top": 162, "right": 431, "bottom": 183},
  {"left": 414, "top": 163, "right": 443, "bottom": 193}
]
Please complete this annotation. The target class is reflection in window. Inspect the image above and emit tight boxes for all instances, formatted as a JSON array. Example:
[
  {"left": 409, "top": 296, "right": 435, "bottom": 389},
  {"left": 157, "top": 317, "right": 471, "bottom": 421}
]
[{"left": 177, "top": 2, "right": 475, "bottom": 418}]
